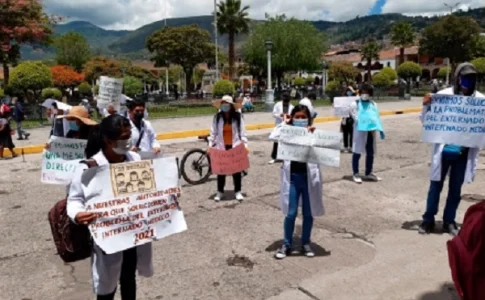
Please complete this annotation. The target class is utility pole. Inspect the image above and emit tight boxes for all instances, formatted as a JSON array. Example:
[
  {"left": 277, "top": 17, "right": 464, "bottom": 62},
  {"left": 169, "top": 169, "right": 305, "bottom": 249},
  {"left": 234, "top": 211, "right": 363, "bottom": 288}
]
[
  {"left": 214, "top": 0, "right": 219, "bottom": 81},
  {"left": 164, "top": 0, "right": 169, "bottom": 98}
]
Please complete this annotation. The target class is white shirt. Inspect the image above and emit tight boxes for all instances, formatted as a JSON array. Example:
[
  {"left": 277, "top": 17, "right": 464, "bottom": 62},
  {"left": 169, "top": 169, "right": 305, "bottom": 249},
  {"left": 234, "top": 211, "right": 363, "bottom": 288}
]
[
  {"left": 299, "top": 98, "right": 315, "bottom": 118},
  {"left": 129, "top": 119, "right": 160, "bottom": 152},
  {"left": 272, "top": 101, "right": 294, "bottom": 126}
]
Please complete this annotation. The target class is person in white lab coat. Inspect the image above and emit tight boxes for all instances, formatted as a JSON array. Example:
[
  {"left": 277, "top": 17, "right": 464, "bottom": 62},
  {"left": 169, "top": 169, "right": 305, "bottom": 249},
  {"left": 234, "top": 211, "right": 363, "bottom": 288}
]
[
  {"left": 350, "top": 84, "right": 383, "bottom": 184},
  {"left": 209, "top": 95, "right": 248, "bottom": 202},
  {"left": 270, "top": 93, "right": 294, "bottom": 164},
  {"left": 67, "top": 114, "right": 153, "bottom": 300},
  {"left": 269, "top": 104, "right": 324, "bottom": 259},
  {"left": 419, "top": 63, "right": 484, "bottom": 236},
  {"left": 127, "top": 99, "right": 160, "bottom": 154}
]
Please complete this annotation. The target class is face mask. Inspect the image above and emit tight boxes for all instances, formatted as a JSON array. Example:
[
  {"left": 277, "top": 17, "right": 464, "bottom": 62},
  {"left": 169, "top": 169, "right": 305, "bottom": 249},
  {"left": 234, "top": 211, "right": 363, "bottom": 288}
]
[
  {"left": 221, "top": 104, "right": 231, "bottom": 112},
  {"left": 361, "top": 94, "right": 370, "bottom": 101},
  {"left": 69, "top": 121, "right": 80, "bottom": 132},
  {"left": 460, "top": 76, "right": 475, "bottom": 90},
  {"left": 293, "top": 119, "right": 309, "bottom": 127},
  {"left": 347, "top": 91, "right": 353, "bottom": 96},
  {"left": 113, "top": 139, "right": 132, "bottom": 155},
  {"left": 134, "top": 112, "right": 144, "bottom": 122}
]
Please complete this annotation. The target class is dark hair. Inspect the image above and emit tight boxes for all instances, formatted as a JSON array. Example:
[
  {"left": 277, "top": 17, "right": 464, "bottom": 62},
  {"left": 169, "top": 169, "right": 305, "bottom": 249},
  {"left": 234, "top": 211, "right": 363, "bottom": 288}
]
[
  {"left": 290, "top": 105, "right": 313, "bottom": 126},
  {"left": 52, "top": 102, "right": 58, "bottom": 109},
  {"left": 117, "top": 173, "right": 124, "bottom": 178},
  {"left": 360, "top": 83, "right": 374, "bottom": 96},
  {"left": 281, "top": 93, "right": 291, "bottom": 102},
  {"left": 216, "top": 109, "right": 242, "bottom": 137},
  {"left": 308, "top": 93, "right": 317, "bottom": 101},
  {"left": 85, "top": 114, "right": 131, "bottom": 158},
  {"left": 129, "top": 99, "right": 145, "bottom": 111}
]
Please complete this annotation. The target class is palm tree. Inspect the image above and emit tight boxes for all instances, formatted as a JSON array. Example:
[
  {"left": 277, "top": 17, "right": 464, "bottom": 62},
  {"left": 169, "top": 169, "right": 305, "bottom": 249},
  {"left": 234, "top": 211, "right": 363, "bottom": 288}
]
[
  {"left": 217, "top": 0, "right": 250, "bottom": 80},
  {"left": 361, "top": 41, "right": 381, "bottom": 83},
  {"left": 390, "top": 22, "right": 415, "bottom": 66}
]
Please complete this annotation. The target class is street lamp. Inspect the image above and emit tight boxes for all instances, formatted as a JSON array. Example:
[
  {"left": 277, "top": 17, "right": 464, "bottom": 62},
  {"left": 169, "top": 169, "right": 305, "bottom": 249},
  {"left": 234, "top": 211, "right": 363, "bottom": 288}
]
[
  {"left": 265, "top": 40, "right": 274, "bottom": 112},
  {"left": 321, "top": 61, "right": 329, "bottom": 97},
  {"left": 214, "top": 0, "right": 219, "bottom": 81}
]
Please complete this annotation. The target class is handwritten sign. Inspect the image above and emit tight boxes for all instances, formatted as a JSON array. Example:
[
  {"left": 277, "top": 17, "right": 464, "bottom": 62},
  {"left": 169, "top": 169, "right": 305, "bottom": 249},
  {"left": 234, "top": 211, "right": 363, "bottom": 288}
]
[
  {"left": 85, "top": 157, "right": 187, "bottom": 254},
  {"left": 277, "top": 125, "right": 342, "bottom": 167},
  {"left": 210, "top": 143, "right": 250, "bottom": 175},
  {"left": 41, "top": 137, "right": 87, "bottom": 185},
  {"left": 98, "top": 76, "right": 123, "bottom": 112},
  {"left": 333, "top": 96, "right": 358, "bottom": 117},
  {"left": 421, "top": 95, "right": 485, "bottom": 148},
  {"left": 356, "top": 101, "right": 384, "bottom": 132}
]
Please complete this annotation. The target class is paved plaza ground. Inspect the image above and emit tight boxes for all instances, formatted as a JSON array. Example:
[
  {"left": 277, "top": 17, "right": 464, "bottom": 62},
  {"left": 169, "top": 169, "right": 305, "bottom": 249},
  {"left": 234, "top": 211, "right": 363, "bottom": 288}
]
[{"left": 1, "top": 111, "right": 479, "bottom": 300}]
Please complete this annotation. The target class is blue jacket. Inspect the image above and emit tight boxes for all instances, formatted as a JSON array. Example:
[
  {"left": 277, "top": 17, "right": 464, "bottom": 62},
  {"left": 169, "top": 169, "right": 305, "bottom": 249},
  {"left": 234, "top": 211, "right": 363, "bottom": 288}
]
[{"left": 14, "top": 102, "right": 25, "bottom": 122}]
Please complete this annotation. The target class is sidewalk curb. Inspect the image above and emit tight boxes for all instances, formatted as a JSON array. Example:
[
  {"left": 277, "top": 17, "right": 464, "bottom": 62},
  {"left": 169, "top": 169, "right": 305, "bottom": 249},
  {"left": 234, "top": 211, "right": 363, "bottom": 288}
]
[{"left": 6, "top": 107, "right": 422, "bottom": 157}]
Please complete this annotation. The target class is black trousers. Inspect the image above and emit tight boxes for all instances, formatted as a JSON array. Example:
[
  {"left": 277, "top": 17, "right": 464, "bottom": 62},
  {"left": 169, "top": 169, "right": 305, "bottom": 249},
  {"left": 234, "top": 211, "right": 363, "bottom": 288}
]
[
  {"left": 97, "top": 247, "right": 138, "bottom": 300},
  {"left": 217, "top": 145, "right": 242, "bottom": 193},
  {"left": 341, "top": 118, "right": 354, "bottom": 149},
  {"left": 271, "top": 142, "right": 278, "bottom": 160}
]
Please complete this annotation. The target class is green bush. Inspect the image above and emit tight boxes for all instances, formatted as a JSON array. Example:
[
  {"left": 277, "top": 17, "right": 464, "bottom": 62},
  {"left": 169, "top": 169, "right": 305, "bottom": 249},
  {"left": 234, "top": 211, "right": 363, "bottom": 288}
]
[
  {"left": 78, "top": 82, "right": 92, "bottom": 95},
  {"left": 372, "top": 72, "right": 392, "bottom": 88},
  {"left": 294, "top": 77, "right": 305, "bottom": 86},
  {"left": 213, "top": 80, "right": 235, "bottom": 97},
  {"left": 397, "top": 61, "right": 422, "bottom": 80},
  {"left": 123, "top": 76, "right": 143, "bottom": 98},
  {"left": 0, "top": 88, "right": 4, "bottom": 98},
  {"left": 305, "top": 76, "right": 314, "bottom": 84},
  {"left": 471, "top": 57, "right": 485, "bottom": 75},
  {"left": 437, "top": 67, "right": 451, "bottom": 79},
  {"left": 42, "top": 88, "right": 62, "bottom": 100},
  {"left": 380, "top": 67, "right": 398, "bottom": 81},
  {"left": 325, "top": 80, "right": 340, "bottom": 94}
]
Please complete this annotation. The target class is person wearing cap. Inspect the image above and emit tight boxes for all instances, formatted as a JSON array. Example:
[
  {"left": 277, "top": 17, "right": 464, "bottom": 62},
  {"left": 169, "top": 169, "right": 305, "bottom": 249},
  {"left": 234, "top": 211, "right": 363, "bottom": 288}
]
[
  {"left": 299, "top": 92, "right": 317, "bottom": 120},
  {"left": 208, "top": 95, "right": 248, "bottom": 202},
  {"left": 127, "top": 99, "right": 160, "bottom": 155},
  {"left": 419, "top": 63, "right": 485, "bottom": 236}
]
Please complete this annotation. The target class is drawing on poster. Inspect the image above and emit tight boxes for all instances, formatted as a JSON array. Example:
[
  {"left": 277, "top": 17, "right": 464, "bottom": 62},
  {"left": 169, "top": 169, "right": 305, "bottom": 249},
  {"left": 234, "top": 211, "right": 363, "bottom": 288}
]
[{"left": 110, "top": 160, "right": 156, "bottom": 196}]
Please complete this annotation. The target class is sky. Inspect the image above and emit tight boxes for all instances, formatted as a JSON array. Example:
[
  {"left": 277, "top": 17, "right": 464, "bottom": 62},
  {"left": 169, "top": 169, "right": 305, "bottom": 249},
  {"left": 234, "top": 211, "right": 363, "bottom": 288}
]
[{"left": 43, "top": 0, "right": 484, "bottom": 30}]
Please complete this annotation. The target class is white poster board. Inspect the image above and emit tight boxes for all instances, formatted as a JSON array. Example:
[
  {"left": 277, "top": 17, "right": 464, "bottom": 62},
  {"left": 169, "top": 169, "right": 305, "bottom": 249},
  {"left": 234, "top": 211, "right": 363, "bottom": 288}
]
[
  {"left": 333, "top": 96, "right": 358, "bottom": 117},
  {"left": 41, "top": 137, "right": 87, "bottom": 185},
  {"left": 97, "top": 76, "right": 123, "bottom": 112},
  {"left": 277, "top": 125, "right": 342, "bottom": 167},
  {"left": 421, "top": 95, "right": 485, "bottom": 148},
  {"left": 85, "top": 157, "right": 187, "bottom": 254}
]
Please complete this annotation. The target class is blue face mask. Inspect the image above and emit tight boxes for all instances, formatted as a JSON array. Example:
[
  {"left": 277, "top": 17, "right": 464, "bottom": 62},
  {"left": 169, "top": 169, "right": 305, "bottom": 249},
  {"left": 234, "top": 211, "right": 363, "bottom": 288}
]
[
  {"left": 346, "top": 91, "right": 353, "bottom": 96},
  {"left": 221, "top": 104, "right": 231, "bottom": 112},
  {"left": 460, "top": 76, "right": 475, "bottom": 90},
  {"left": 69, "top": 121, "right": 80, "bottom": 132},
  {"left": 293, "top": 119, "right": 309, "bottom": 127}
]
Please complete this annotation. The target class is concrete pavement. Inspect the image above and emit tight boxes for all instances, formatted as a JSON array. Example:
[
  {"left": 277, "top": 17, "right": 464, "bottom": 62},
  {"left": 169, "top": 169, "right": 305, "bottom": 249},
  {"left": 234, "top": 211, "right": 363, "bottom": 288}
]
[{"left": 1, "top": 111, "right": 480, "bottom": 300}]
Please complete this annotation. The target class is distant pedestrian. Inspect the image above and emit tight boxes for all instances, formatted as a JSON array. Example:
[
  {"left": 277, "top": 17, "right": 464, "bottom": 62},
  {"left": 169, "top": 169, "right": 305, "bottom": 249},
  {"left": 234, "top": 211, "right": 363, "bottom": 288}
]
[
  {"left": 12, "top": 97, "right": 30, "bottom": 140},
  {"left": 0, "top": 115, "right": 17, "bottom": 159},
  {"left": 341, "top": 86, "right": 356, "bottom": 153},
  {"left": 269, "top": 93, "right": 294, "bottom": 164},
  {"left": 49, "top": 102, "right": 67, "bottom": 138}
]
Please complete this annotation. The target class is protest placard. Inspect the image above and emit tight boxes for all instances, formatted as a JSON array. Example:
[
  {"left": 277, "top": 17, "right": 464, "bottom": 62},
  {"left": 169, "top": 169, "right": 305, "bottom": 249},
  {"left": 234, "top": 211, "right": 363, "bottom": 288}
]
[
  {"left": 40, "top": 136, "right": 87, "bottom": 185},
  {"left": 421, "top": 95, "right": 485, "bottom": 148},
  {"left": 333, "top": 96, "right": 358, "bottom": 117},
  {"left": 210, "top": 143, "right": 250, "bottom": 175},
  {"left": 277, "top": 125, "right": 341, "bottom": 167},
  {"left": 85, "top": 157, "right": 187, "bottom": 254},
  {"left": 97, "top": 76, "right": 123, "bottom": 111}
]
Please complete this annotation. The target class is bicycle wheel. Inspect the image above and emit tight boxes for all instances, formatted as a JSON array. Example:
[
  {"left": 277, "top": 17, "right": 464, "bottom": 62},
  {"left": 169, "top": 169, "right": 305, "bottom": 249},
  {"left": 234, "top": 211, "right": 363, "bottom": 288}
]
[{"left": 180, "top": 148, "right": 212, "bottom": 185}]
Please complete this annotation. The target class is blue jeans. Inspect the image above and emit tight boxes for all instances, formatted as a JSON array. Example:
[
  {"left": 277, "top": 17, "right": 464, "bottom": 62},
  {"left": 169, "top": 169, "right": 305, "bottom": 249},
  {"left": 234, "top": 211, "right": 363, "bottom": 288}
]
[
  {"left": 423, "top": 154, "right": 468, "bottom": 224},
  {"left": 352, "top": 132, "right": 374, "bottom": 175},
  {"left": 284, "top": 173, "right": 313, "bottom": 246}
]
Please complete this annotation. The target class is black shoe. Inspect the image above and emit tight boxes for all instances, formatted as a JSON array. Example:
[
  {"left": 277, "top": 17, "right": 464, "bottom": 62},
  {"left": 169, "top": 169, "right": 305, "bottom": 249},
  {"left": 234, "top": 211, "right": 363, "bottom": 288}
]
[
  {"left": 24, "top": 133, "right": 30, "bottom": 140},
  {"left": 17, "top": 138, "right": 24, "bottom": 141},
  {"left": 418, "top": 221, "right": 435, "bottom": 234},
  {"left": 443, "top": 223, "right": 459, "bottom": 236}
]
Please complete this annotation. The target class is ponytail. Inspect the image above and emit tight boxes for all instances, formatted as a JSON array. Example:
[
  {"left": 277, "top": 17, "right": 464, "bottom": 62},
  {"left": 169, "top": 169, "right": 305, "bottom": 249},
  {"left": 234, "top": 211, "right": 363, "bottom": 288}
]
[{"left": 85, "top": 125, "right": 103, "bottom": 158}]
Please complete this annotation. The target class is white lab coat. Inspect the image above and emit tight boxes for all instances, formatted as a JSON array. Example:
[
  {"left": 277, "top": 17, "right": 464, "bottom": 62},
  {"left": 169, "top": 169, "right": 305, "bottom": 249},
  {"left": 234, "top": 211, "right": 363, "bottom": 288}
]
[
  {"left": 67, "top": 151, "right": 153, "bottom": 295},
  {"left": 269, "top": 125, "right": 325, "bottom": 217},
  {"left": 350, "top": 100, "right": 378, "bottom": 154},
  {"left": 129, "top": 119, "right": 160, "bottom": 152},
  {"left": 420, "top": 88, "right": 485, "bottom": 183},
  {"left": 272, "top": 101, "right": 294, "bottom": 126},
  {"left": 209, "top": 113, "right": 248, "bottom": 150}
]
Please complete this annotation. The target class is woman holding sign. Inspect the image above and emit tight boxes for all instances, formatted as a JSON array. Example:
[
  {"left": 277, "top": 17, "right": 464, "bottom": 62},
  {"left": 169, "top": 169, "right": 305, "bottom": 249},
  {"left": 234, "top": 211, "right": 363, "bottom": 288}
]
[
  {"left": 350, "top": 84, "right": 384, "bottom": 184},
  {"left": 269, "top": 105, "right": 324, "bottom": 259},
  {"left": 209, "top": 95, "right": 248, "bottom": 202},
  {"left": 68, "top": 115, "right": 153, "bottom": 300}
]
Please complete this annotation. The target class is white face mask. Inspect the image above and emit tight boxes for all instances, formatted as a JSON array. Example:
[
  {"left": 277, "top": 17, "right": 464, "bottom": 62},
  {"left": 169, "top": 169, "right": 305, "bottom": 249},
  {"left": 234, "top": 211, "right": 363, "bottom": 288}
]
[
  {"left": 361, "top": 94, "right": 370, "bottom": 101},
  {"left": 113, "top": 139, "right": 132, "bottom": 155}
]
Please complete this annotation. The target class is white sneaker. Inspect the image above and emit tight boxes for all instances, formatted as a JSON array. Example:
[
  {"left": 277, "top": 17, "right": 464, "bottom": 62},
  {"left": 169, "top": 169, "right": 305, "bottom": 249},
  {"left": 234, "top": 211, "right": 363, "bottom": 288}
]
[
  {"left": 268, "top": 159, "right": 276, "bottom": 164},
  {"left": 214, "top": 192, "right": 223, "bottom": 202},
  {"left": 353, "top": 174, "right": 363, "bottom": 184},
  {"left": 235, "top": 192, "right": 244, "bottom": 201},
  {"left": 365, "top": 173, "right": 382, "bottom": 182}
]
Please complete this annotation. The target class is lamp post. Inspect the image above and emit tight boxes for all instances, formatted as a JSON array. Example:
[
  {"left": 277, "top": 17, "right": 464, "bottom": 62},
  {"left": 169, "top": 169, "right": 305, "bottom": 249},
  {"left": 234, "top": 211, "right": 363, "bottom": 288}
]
[
  {"left": 164, "top": 0, "right": 169, "bottom": 98},
  {"left": 265, "top": 40, "right": 274, "bottom": 112},
  {"left": 445, "top": 58, "right": 450, "bottom": 87},
  {"left": 321, "top": 61, "right": 329, "bottom": 98},
  {"left": 214, "top": 0, "right": 219, "bottom": 81}
]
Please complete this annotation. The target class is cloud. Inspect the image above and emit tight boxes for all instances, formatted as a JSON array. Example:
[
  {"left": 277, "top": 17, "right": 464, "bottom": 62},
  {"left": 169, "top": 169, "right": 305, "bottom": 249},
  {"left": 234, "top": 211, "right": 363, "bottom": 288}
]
[
  {"left": 44, "top": 0, "right": 379, "bottom": 30},
  {"left": 381, "top": 0, "right": 483, "bottom": 15}
]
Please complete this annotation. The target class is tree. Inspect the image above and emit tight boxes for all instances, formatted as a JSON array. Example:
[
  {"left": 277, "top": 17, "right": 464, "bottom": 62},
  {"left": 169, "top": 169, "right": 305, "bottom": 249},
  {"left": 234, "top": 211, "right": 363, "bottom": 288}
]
[
  {"left": 380, "top": 67, "right": 398, "bottom": 81},
  {"left": 123, "top": 76, "right": 143, "bottom": 98},
  {"left": 397, "top": 61, "right": 422, "bottom": 92},
  {"left": 419, "top": 15, "right": 481, "bottom": 70},
  {"left": 50, "top": 65, "right": 84, "bottom": 94},
  {"left": 294, "top": 77, "right": 305, "bottom": 86},
  {"left": 55, "top": 32, "right": 91, "bottom": 72},
  {"left": 328, "top": 61, "right": 359, "bottom": 83},
  {"left": 9, "top": 61, "right": 52, "bottom": 100},
  {"left": 192, "top": 68, "right": 206, "bottom": 87},
  {"left": 390, "top": 22, "right": 415, "bottom": 66},
  {"left": 125, "top": 65, "right": 158, "bottom": 87},
  {"left": 41, "top": 88, "right": 62, "bottom": 100},
  {"left": 0, "top": 0, "right": 54, "bottom": 88},
  {"left": 305, "top": 76, "right": 315, "bottom": 85},
  {"left": 78, "top": 82, "right": 92, "bottom": 96},
  {"left": 361, "top": 41, "right": 381, "bottom": 83},
  {"left": 83, "top": 57, "right": 122, "bottom": 83},
  {"left": 213, "top": 79, "right": 235, "bottom": 97},
  {"left": 471, "top": 36, "right": 485, "bottom": 59},
  {"left": 437, "top": 67, "right": 451, "bottom": 80},
  {"left": 146, "top": 25, "right": 215, "bottom": 92},
  {"left": 471, "top": 57, "right": 485, "bottom": 87},
  {"left": 243, "top": 16, "right": 326, "bottom": 88},
  {"left": 217, "top": 0, "right": 250, "bottom": 80},
  {"left": 372, "top": 72, "right": 392, "bottom": 89}
]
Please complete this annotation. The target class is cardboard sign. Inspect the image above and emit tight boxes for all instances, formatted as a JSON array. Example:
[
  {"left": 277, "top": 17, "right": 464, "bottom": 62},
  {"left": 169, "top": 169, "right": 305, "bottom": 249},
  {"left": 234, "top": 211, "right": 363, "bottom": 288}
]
[
  {"left": 277, "top": 125, "right": 342, "bottom": 168},
  {"left": 210, "top": 143, "right": 250, "bottom": 175},
  {"left": 98, "top": 76, "right": 123, "bottom": 112},
  {"left": 85, "top": 157, "right": 187, "bottom": 254},
  {"left": 421, "top": 95, "right": 485, "bottom": 148},
  {"left": 40, "top": 137, "right": 87, "bottom": 185},
  {"left": 333, "top": 96, "right": 358, "bottom": 117}
]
